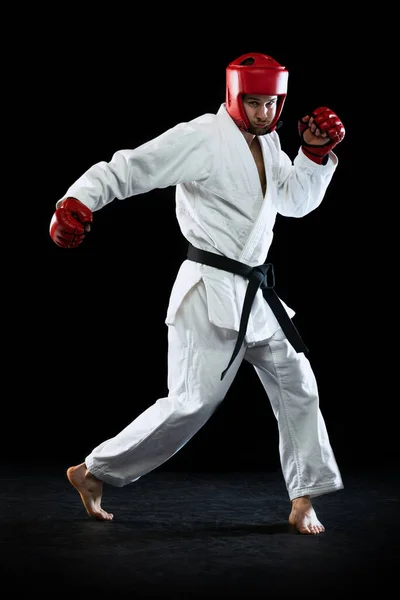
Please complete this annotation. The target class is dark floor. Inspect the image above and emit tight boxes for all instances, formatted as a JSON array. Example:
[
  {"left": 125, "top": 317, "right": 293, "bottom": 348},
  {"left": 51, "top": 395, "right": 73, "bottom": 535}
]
[{"left": 1, "top": 464, "right": 398, "bottom": 598}]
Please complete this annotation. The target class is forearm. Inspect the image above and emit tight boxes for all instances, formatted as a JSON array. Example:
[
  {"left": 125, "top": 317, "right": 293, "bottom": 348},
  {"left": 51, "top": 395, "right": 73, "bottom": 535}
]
[
  {"left": 56, "top": 152, "right": 141, "bottom": 211},
  {"left": 276, "top": 149, "right": 338, "bottom": 217}
]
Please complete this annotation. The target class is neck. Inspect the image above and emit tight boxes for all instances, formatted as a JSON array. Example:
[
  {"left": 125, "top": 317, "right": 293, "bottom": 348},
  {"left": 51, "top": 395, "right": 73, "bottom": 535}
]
[{"left": 240, "top": 129, "right": 256, "bottom": 147}]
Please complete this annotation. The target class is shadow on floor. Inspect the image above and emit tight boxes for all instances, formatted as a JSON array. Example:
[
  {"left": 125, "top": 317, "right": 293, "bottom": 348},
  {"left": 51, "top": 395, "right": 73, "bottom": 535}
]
[{"left": 1, "top": 464, "right": 398, "bottom": 597}]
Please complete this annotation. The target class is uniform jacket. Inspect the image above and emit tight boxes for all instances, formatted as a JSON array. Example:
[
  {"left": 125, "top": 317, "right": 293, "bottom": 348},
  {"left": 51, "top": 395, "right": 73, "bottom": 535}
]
[{"left": 59, "top": 103, "right": 338, "bottom": 344}]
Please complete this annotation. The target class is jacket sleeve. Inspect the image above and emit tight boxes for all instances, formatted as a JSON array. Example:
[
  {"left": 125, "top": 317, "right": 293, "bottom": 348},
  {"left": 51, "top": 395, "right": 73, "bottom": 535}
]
[
  {"left": 273, "top": 137, "right": 339, "bottom": 218},
  {"left": 57, "top": 118, "right": 216, "bottom": 211}
]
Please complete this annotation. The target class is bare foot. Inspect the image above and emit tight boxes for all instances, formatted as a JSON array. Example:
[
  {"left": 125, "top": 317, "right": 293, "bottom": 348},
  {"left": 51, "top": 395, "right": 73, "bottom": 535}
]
[
  {"left": 66, "top": 463, "right": 114, "bottom": 521},
  {"left": 289, "top": 495, "right": 325, "bottom": 535}
]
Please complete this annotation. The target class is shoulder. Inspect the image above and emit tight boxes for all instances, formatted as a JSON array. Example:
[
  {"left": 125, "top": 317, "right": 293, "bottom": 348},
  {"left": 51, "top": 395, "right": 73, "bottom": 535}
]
[
  {"left": 162, "top": 112, "right": 219, "bottom": 152},
  {"left": 183, "top": 112, "right": 219, "bottom": 138},
  {"left": 263, "top": 129, "right": 282, "bottom": 153}
]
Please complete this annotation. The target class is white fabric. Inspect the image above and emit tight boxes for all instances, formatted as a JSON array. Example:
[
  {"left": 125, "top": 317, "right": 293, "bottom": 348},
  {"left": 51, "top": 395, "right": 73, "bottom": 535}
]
[
  {"left": 59, "top": 103, "right": 338, "bottom": 344},
  {"left": 86, "top": 281, "right": 343, "bottom": 499},
  {"left": 60, "top": 102, "right": 343, "bottom": 497}
]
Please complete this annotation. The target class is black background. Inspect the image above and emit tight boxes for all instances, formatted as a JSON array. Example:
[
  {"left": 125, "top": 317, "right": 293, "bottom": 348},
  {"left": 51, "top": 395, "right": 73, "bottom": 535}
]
[{"left": 13, "top": 13, "right": 395, "bottom": 481}]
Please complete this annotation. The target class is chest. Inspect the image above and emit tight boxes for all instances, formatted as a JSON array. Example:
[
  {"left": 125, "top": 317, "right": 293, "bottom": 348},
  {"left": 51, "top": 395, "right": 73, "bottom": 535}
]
[{"left": 249, "top": 138, "right": 266, "bottom": 197}]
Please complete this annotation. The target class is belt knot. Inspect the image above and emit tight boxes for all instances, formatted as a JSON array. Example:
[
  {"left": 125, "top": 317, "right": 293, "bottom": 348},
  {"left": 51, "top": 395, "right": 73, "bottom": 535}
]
[{"left": 253, "top": 263, "right": 275, "bottom": 290}]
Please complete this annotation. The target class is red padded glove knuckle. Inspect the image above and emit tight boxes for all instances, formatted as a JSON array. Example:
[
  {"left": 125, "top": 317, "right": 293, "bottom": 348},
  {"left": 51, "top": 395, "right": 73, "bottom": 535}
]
[
  {"left": 49, "top": 198, "right": 92, "bottom": 248},
  {"left": 61, "top": 197, "right": 93, "bottom": 225},
  {"left": 299, "top": 107, "right": 345, "bottom": 164},
  {"left": 312, "top": 108, "right": 345, "bottom": 142}
]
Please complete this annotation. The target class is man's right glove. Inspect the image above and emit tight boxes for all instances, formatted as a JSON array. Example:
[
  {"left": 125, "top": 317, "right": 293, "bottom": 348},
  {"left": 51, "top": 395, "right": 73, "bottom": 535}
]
[
  {"left": 298, "top": 106, "right": 345, "bottom": 165},
  {"left": 49, "top": 197, "right": 93, "bottom": 248}
]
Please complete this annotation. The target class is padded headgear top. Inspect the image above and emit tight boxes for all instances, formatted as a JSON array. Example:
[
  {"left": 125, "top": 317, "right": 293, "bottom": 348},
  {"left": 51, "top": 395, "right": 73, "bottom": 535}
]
[{"left": 226, "top": 52, "right": 288, "bottom": 133}]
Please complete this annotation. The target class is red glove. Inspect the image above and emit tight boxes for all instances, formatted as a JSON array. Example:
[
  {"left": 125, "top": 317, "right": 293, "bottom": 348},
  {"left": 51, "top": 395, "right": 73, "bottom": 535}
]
[
  {"left": 298, "top": 107, "right": 345, "bottom": 165},
  {"left": 49, "top": 197, "right": 93, "bottom": 248}
]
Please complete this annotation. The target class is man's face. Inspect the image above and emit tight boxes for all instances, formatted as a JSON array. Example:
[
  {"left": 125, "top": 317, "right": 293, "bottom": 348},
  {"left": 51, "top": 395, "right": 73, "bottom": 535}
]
[{"left": 242, "top": 94, "right": 278, "bottom": 135}]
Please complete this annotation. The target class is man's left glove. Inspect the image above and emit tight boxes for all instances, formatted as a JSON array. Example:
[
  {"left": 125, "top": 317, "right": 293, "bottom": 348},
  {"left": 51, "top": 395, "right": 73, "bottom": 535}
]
[{"left": 298, "top": 107, "right": 345, "bottom": 165}]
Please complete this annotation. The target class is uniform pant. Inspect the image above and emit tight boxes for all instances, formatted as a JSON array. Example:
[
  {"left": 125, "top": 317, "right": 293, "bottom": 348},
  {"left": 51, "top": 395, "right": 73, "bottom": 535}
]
[{"left": 86, "top": 281, "right": 343, "bottom": 500}]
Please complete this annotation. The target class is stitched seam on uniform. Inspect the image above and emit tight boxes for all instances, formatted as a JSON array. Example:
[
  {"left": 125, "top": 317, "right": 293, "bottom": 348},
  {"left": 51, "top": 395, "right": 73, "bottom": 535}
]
[
  {"left": 184, "top": 330, "right": 194, "bottom": 394},
  {"left": 289, "top": 481, "right": 344, "bottom": 500},
  {"left": 293, "top": 481, "right": 343, "bottom": 493}
]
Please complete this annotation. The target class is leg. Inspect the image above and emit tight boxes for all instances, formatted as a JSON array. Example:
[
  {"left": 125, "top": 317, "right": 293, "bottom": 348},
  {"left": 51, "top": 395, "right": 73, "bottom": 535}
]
[
  {"left": 245, "top": 328, "right": 343, "bottom": 534},
  {"left": 67, "top": 281, "right": 244, "bottom": 519}
]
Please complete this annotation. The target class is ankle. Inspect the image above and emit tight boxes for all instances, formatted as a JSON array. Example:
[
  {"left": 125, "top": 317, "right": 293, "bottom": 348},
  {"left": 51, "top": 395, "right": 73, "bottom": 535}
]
[{"left": 292, "top": 495, "right": 311, "bottom": 506}]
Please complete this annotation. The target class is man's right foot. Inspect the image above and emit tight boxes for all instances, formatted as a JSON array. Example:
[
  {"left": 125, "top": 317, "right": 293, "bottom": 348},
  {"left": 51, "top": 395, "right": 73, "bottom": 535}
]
[{"left": 66, "top": 463, "right": 113, "bottom": 521}]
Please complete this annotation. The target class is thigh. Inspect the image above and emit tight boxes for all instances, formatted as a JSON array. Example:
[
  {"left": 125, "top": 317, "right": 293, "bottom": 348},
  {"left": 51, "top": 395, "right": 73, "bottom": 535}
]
[
  {"left": 245, "top": 328, "right": 318, "bottom": 398},
  {"left": 167, "top": 280, "right": 245, "bottom": 398}
]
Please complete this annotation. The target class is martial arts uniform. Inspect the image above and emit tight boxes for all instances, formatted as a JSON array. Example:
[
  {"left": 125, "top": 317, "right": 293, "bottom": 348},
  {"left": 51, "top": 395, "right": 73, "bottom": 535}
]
[{"left": 59, "top": 103, "right": 344, "bottom": 500}]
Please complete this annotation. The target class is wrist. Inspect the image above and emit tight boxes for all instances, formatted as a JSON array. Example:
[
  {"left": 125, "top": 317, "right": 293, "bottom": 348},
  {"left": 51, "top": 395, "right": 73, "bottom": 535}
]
[{"left": 301, "top": 146, "right": 329, "bottom": 165}]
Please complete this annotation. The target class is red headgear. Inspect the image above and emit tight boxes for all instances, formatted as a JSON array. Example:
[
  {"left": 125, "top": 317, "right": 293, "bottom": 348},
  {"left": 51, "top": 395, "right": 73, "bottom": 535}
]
[{"left": 226, "top": 52, "right": 288, "bottom": 133}]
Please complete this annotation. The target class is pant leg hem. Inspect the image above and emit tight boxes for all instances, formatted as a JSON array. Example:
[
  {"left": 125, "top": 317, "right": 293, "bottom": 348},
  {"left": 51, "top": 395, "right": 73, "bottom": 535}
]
[
  {"left": 85, "top": 456, "right": 128, "bottom": 487},
  {"left": 289, "top": 482, "right": 344, "bottom": 501}
]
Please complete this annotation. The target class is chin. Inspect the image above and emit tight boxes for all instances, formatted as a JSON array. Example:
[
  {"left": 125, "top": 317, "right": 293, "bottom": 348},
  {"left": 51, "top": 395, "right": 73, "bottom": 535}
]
[{"left": 249, "top": 124, "right": 270, "bottom": 135}]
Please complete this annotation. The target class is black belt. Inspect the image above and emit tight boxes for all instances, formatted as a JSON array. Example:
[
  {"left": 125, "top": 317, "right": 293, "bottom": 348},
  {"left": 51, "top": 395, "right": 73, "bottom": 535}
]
[{"left": 187, "top": 243, "right": 308, "bottom": 380}]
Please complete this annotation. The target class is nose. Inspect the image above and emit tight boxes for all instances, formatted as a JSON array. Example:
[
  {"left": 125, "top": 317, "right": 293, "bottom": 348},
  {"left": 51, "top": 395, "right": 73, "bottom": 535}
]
[{"left": 256, "top": 105, "right": 269, "bottom": 119}]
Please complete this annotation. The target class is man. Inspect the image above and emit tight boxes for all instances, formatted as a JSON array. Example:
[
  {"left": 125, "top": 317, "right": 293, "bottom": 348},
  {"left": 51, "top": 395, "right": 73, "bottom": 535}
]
[{"left": 50, "top": 52, "right": 345, "bottom": 534}]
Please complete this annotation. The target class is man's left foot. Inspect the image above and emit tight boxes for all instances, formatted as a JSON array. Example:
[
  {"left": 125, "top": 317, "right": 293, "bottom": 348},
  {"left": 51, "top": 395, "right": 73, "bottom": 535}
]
[{"left": 289, "top": 495, "right": 325, "bottom": 535}]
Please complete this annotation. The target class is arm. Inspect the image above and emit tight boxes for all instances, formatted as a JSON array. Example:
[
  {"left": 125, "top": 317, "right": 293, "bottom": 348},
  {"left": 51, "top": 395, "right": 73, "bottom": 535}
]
[
  {"left": 50, "top": 118, "right": 215, "bottom": 248},
  {"left": 274, "top": 106, "right": 345, "bottom": 217},
  {"left": 57, "top": 121, "right": 215, "bottom": 212}
]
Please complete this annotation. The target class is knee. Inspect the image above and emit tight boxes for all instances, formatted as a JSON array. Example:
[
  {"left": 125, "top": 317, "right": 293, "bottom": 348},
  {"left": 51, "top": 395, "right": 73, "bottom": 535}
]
[{"left": 174, "top": 389, "right": 224, "bottom": 417}]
